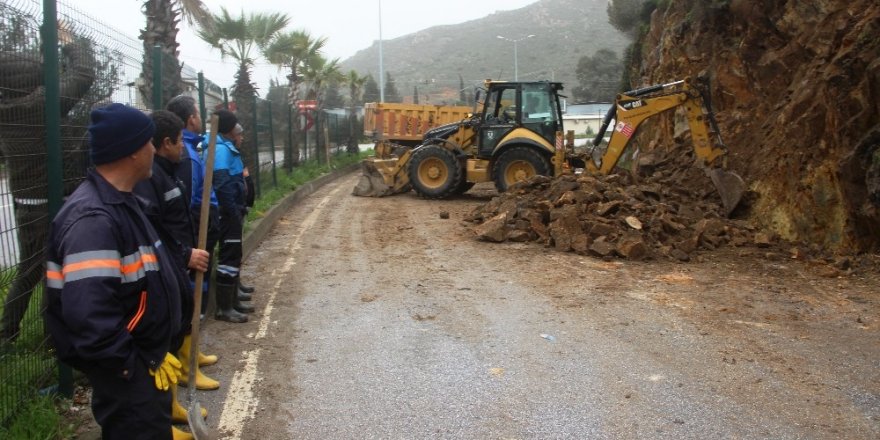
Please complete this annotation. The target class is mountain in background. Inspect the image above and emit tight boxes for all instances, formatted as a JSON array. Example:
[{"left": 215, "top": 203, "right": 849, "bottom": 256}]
[{"left": 340, "top": 0, "right": 629, "bottom": 103}]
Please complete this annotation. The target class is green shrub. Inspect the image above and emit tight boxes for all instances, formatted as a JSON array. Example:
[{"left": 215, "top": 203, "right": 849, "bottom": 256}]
[
  {"left": 245, "top": 151, "right": 371, "bottom": 228},
  {"left": 0, "top": 394, "right": 73, "bottom": 440}
]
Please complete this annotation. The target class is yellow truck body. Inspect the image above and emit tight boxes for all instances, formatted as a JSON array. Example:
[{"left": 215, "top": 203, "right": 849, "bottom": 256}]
[{"left": 364, "top": 102, "right": 472, "bottom": 144}]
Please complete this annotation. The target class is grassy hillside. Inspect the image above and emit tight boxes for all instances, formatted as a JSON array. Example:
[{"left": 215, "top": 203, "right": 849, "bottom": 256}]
[{"left": 340, "top": 0, "right": 629, "bottom": 103}]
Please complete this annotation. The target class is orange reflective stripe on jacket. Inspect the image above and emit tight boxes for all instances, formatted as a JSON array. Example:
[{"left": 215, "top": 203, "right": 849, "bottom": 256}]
[
  {"left": 46, "top": 262, "right": 63, "bottom": 289},
  {"left": 46, "top": 247, "right": 160, "bottom": 287},
  {"left": 126, "top": 291, "right": 148, "bottom": 332}
]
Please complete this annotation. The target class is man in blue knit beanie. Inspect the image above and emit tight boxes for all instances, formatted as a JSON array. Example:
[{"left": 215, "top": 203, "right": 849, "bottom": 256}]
[
  {"left": 44, "top": 103, "right": 185, "bottom": 440},
  {"left": 210, "top": 109, "right": 254, "bottom": 321}
]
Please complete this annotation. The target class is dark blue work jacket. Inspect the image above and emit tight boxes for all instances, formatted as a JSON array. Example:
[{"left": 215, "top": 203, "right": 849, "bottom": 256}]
[
  {"left": 135, "top": 155, "right": 195, "bottom": 270},
  {"left": 44, "top": 170, "right": 182, "bottom": 378},
  {"left": 134, "top": 155, "right": 195, "bottom": 331}
]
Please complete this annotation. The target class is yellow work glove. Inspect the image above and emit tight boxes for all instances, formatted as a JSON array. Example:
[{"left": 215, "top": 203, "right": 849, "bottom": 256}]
[{"left": 148, "top": 352, "right": 182, "bottom": 391}]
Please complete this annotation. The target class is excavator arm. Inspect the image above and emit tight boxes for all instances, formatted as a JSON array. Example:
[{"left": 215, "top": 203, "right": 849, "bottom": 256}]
[{"left": 586, "top": 79, "right": 745, "bottom": 216}]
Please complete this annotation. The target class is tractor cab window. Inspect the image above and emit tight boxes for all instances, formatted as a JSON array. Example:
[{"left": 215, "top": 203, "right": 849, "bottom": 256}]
[
  {"left": 522, "top": 84, "right": 556, "bottom": 123},
  {"left": 483, "top": 86, "right": 518, "bottom": 124},
  {"left": 521, "top": 83, "right": 560, "bottom": 142}
]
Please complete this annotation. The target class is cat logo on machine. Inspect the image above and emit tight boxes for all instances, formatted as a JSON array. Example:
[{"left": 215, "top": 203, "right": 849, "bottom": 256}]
[
  {"left": 621, "top": 100, "right": 645, "bottom": 110},
  {"left": 487, "top": 130, "right": 495, "bottom": 140}
]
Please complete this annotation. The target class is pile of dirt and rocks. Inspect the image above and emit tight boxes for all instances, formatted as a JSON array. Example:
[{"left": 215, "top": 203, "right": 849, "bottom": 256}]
[{"left": 465, "top": 145, "right": 778, "bottom": 262}]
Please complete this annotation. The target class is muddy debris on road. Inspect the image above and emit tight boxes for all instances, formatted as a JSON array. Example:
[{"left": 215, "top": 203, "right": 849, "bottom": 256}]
[{"left": 465, "top": 144, "right": 861, "bottom": 268}]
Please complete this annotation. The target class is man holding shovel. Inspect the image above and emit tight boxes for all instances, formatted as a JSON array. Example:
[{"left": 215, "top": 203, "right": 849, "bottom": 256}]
[{"left": 134, "top": 110, "right": 219, "bottom": 438}]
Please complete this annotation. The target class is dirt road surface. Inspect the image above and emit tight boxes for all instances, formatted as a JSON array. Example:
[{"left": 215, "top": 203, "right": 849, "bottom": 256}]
[{"left": 192, "top": 172, "right": 879, "bottom": 439}]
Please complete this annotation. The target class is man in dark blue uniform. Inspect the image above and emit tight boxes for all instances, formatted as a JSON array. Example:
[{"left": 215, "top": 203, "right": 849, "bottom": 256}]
[
  {"left": 44, "top": 104, "right": 183, "bottom": 440},
  {"left": 133, "top": 110, "right": 218, "bottom": 435},
  {"left": 211, "top": 110, "right": 254, "bottom": 318},
  {"left": 166, "top": 96, "right": 248, "bottom": 324}
]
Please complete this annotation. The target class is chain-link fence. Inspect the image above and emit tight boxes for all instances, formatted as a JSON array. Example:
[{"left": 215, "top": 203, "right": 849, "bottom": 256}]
[
  {"left": 0, "top": 0, "right": 360, "bottom": 429},
  {"left": 250, "top": 96, "right": 362, "bottom": 198}
]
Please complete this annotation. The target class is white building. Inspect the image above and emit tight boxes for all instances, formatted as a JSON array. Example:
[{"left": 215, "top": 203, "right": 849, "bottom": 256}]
[{"left": 563, "top": 102, "right": 613, "bottom": 145}]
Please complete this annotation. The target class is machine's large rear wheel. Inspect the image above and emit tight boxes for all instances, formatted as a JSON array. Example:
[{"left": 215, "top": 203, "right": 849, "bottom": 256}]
[
  {"left": 408, "top": 145, "right": 463, "bottom": 199},
  {"left": 493, "top": 146, "right": 552, "bottom": 192}
]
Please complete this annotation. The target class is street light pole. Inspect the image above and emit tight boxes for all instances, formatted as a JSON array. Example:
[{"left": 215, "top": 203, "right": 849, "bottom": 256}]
[
  {"left": 497, "top": 34, "right": 534, "bottom": 81},
  {"left": 378, "top": 0, "right": 385, "bottom": 102},
  {"left": 514, "top": 40, "right": 519, "bottom": 81}
]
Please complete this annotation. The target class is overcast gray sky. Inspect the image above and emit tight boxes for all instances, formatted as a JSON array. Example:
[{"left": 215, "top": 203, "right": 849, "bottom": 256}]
[{"left": 68, "top": 0, "right": 539, "bottom": 93}]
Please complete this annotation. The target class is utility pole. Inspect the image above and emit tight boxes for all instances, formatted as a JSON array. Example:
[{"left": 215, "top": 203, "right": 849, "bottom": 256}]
[
  {"left": 378, "top": 0, "right": 385, "bottom": 102},
  {"left": 497, "top": 34, "right": 535, "bottom": 81}
]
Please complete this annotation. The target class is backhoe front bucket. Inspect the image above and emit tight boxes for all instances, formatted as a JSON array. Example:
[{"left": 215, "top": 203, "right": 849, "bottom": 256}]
[
  {"left": 706, "top": 168, "right": 746, "bottom": 217},
  {"left": 352, "top": 157, "right": 410, "bottom": 197}
]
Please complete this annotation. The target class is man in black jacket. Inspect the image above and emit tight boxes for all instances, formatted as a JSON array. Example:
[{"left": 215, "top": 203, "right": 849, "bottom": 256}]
[
  {"left": 45, "top": 103, "right": 182, "bottom": 440},
  {"left": 133, "top": 111, "right": 220, "bottom": 436}
]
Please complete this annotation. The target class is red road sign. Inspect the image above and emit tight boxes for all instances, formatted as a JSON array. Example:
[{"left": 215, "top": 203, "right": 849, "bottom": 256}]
[{"left": 296, "top": 100, "right": 317, "bottom": 111}]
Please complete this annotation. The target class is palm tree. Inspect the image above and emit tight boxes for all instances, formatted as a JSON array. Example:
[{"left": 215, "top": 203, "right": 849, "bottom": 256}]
[
  {"left": 302, "top": 56, "right": 344, "bottom": 105},
  {"left": 264, "top": 30, "right": 327, "bottom": 168},
  {"left": 301, "top": 55, "right": 344, "bottom": 163},
  {"left": 198, "top": 7, "right": 289, "bottom": 171},
  {"left": 346, "top": 70, "right": 367, "bottom": 154},
  {"left": 265, "top": 30, "right": 327, "bottom": 102},
  {"left": 139, "top": 0, "right": 213, "bottom": 108}
]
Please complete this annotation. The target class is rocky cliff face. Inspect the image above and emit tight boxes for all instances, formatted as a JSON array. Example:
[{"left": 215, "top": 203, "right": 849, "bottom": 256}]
[{"left": 633, "top": 0, "right": 880, "bottom": 252}]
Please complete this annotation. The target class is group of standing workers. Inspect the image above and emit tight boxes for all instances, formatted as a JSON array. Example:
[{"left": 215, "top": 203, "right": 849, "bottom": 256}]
[{"left": 43, "top": 98, "right": 257, "bottom": 439}]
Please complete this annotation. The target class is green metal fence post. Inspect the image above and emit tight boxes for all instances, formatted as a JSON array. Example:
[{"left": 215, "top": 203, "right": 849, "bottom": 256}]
[
  {"left": 303, "top": 114, "right": 308, "bottom": 162},
  {"left": 252, "top": 96, "right": 260, "bottom": 199},
  {"left": 333, "top": 114, "right": 339, "bottom": 154},
  {"left": 287, "top": 104, "right": 293, "bottom": 171},
  {"left": 152, "top": 45, "right": 162, "bottom": 110},
  {"left": 329, "top": 113, "right": 334, "bottom": 155},
  {"left": 43, "top": 0, "right": 72, "bottom": 398},
  {"left": 267, "top": 100, "right": 277, "bottom": 188},
  {"left": 315, "top": 112, "right": 321, "bottom": 163},
  {"left": 197, "top": 72, "right": 207, "bottom": 134}
]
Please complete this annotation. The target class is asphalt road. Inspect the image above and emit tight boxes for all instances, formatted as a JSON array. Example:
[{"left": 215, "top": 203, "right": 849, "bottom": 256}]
[{"left": 71, "top": 171, "right": 878, "bottom": 439}]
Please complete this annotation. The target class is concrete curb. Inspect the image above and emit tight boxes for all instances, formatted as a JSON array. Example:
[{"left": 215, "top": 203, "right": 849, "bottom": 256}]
[{"left": 242, "top": 163, "right": 359, "bottom": 260}]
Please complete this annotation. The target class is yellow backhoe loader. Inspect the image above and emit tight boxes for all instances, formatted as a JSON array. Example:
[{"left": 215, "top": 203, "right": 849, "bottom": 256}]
[
  {"left": 577, "top": 78, "right": 745, "bottom": 215},
  {"left": 353, "top": 78, "right": 745, "bottom": 216},
  {"left": 353, "top": 80, "right": 571, "bottom": 198}
]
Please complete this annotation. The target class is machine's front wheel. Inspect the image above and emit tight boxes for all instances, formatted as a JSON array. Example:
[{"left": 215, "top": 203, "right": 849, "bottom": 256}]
[
  {"left": 493, "top": 146, "right": 552, "bottom": 192},
  {"left": 408, "top": 145, "right": 463, "bottom": 199}
]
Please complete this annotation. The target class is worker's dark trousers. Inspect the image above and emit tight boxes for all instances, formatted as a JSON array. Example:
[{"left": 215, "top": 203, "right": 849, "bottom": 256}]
[
  {"left": 216, "top": 207, "right": 243, "bottom": 283},
  {"left": 85, "top": 361, "right": 172, "bottom": 440},
  {"left": 190, "top": 206, "right": 220, "bottom": 314}
]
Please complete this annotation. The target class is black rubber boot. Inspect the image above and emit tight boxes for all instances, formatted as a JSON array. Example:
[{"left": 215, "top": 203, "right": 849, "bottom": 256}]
[
  {"left": 238, "top": 281, "right": 255, "bottom": 294},
  {"left": 233, "top": 279, "right": 255, "bottom": 314},
  {"left": 237, "top": 288, "right": 252, "bottom": 302},
  {"left": 234, "top": 298, "right": 255, "bottom": 314},
  {"left": 215, "top": 281, "right": 248, "bottom": 323},
  {"left": 200, "top": 279, "right": 210, "bottom": 315}
]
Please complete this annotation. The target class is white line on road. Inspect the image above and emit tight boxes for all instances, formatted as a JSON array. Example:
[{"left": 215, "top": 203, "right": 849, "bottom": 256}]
[{"left": 217, "top": 185, "right": 344, "bottom": 439}]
